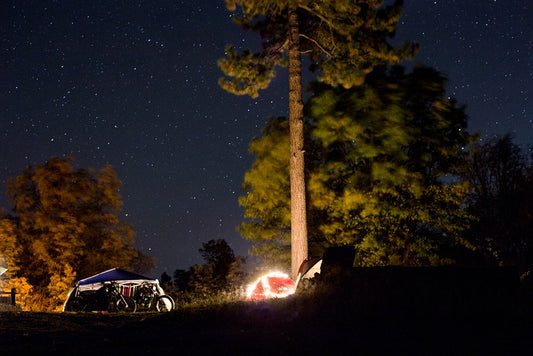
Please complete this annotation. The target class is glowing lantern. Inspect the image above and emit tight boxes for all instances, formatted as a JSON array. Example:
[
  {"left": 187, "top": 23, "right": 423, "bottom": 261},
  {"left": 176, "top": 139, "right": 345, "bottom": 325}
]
[{"left": 245, "top": 271, "right": 295, "bottom": 301}]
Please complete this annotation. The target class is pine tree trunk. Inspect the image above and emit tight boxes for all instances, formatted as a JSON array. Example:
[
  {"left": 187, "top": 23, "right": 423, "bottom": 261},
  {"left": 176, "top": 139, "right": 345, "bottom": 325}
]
[{"left": 288, "top": 6, "right": 308, "bottom": 279}]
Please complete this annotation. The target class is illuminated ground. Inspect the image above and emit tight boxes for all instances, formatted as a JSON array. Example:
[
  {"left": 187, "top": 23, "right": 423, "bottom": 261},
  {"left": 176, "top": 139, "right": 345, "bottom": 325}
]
[{"left": 1, "top": 297, "right": 532, "bottom": 355}]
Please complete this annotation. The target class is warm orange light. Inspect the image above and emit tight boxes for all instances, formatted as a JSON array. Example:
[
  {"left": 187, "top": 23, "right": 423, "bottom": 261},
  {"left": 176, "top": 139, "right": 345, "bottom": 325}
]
[{"left": 245, "top": 271, "right": 295, "bottom": 301}]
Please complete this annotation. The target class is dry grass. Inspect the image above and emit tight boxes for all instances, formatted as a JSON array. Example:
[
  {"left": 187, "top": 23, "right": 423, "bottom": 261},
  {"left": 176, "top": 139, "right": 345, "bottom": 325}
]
[{"left": 1, "top": 294, "right": 533, "bottom": 355}]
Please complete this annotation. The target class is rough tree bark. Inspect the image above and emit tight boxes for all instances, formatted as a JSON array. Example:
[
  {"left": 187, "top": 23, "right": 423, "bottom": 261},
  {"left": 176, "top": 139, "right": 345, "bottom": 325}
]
[{"left": 288, "top": 7, "right": 308, "bottom": 278}]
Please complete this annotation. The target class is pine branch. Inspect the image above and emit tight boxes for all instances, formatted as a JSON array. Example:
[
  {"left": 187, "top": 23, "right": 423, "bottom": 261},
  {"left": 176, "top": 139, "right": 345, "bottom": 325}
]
[{"left": 299, "top": 33, "right": 332, "bottom": 58}]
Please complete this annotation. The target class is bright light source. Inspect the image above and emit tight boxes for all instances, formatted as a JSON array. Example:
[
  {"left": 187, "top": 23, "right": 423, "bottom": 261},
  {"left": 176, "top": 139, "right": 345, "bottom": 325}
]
[{"left": 245, "top": 271, "right": 295, "bottom": 301}]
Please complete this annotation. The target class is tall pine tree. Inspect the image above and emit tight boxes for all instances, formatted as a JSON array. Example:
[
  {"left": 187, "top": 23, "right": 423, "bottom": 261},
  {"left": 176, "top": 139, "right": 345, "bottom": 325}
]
[{"left": 219, "top": 0, "right": 416, "bottom": 277}]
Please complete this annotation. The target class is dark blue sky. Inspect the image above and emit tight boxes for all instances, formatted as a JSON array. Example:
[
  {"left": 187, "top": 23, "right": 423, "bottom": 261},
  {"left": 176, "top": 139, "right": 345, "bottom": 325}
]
[{"left": 1, "top": 1, "right": 531, "bottom": 278}]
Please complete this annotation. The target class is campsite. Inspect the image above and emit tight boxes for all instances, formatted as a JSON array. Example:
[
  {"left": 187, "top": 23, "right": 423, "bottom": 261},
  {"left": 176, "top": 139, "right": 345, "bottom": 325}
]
[
  {"left": 2, "top": 259, "right": 533, "bottom": 355},
  {"left": 63, "top": 268, "right": 174, "bottom": 313}
]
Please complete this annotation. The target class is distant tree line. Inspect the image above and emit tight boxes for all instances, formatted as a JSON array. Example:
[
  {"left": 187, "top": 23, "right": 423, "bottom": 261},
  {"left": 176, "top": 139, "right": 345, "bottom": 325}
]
[{"left": 160, "top": 239, "right": 249, "bottom": 306}]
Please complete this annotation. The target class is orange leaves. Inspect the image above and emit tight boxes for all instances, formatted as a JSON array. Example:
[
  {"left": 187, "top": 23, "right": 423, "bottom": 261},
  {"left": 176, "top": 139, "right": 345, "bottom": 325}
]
[{"left": 3, "top": 157, "right": 143, "bottom": 311}]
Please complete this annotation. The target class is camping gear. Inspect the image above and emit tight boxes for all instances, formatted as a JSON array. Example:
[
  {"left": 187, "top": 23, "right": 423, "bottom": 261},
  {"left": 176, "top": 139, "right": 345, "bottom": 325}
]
[
  {"left": 135, "top": 282, "right": 175, "bottom": 312},
  {"left": 294, "top": 257, "right": 322, "bottom": 291},
  {"left": 246, "top": 271, "right": 295, "bottom": 301},
  {"left": 76, "top": 268, "right": 158, "bottom": 292},
  {"left": 63, "top": 268, "right": 171, "bottom": 312}
]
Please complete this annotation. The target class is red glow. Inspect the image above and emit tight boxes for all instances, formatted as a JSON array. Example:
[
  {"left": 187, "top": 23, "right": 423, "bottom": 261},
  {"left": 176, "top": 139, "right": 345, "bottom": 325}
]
[{"left": 245, "top": 272, "right": 295, "bottom": 301}]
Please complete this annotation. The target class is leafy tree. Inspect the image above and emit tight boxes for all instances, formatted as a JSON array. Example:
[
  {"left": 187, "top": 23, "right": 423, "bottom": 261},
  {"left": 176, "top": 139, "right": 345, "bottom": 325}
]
[
  {"left": 173, "top": 268, "right": 191, "bottom": 292},
  {"left": 167, "top": 239, "right": 248, "bottom": 306},
  {"left": 226, "top": 255, "right": 248, "bottom": 289},
  {"left": 240, "top": 65, "right": 475, "bottom": 267},
  {"left": 160, "top": 271, "right": 172, "bottom": 289},
  {"left": 0, "top": 157, "right": 153, "bottom": 311},
  {"left": 460, "top": 135, "right": 533, "bottom": 274},
  {"left": 188, "top": 264, "right": 217, "bottom": 298},
  {"left": 308, "top": 66, "right": 475, "bottom": 265},
  {"left": 199, "top": 239, "right": 236, "bottom": 288},
  {"left": 238, "top": 117, "right": 327, "bottom": 269},
  {"left": 220, "top": 0, "right": 417, "bottom": 277}
]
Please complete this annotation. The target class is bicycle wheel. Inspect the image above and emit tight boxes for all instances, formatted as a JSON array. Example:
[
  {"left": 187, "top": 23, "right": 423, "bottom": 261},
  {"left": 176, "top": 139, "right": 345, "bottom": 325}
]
[
  {"left": 67, "top": 297, "right": 86, "bottom": 312},
  {"left": 115, "top": 296, "right": 137, "bottom": 312},
  {"left": 155, "top": 295, "right": 174, "bottom": 312}
]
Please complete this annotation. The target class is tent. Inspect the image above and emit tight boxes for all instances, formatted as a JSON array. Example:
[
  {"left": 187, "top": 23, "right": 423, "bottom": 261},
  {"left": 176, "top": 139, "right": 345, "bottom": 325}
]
[
  {"left": 245, "top": 272, "right": 295, "bottom": 301},
  {"left": 294, "top": 257, "right": 322, "bottom": 291},
  {"left": 77, "top": 268, "right": 157, "bottom": 292},
  {"left": 63, "top": 268, "right": 164, "bottom": 312}
]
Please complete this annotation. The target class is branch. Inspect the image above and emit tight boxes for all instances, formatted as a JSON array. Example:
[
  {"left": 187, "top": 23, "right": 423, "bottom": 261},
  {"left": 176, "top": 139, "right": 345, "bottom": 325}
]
[
  {"left": 298, "top": 4, "right": 333, "bottom": 28},
  {"left": 299, "top": 33, "right": 333, "bottom": 58},
  {"left": 298, "top": 4, "right": 336, "bottom": 56}
]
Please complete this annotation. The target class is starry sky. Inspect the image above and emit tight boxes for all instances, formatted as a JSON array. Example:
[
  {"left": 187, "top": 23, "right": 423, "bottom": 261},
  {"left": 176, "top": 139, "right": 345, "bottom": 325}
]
[{"left": 1, "top": 1, "right": 531, "bottom": 278}]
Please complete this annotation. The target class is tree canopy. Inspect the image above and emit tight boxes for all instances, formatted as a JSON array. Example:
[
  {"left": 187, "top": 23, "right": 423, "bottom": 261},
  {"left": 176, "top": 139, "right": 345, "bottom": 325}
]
[
  {"left": 239, "top": 65, "right": 476, "bottom": 268},
  {"left": 220, "top": 0, "right": 417, "bottom": 277},
  {"left": 0, "top": 157, "right": 153, "bottom": 311},
  {"left": 219, "top": 0, "right": 417, "bottom": 96}
]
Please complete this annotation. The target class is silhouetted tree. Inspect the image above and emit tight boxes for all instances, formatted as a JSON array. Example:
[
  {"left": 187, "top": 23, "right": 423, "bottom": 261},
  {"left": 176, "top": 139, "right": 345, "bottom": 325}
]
[
  {"left": 460, "top": 135, "right": 533, "bottom": 274},
  {"left": 220, "top": 0, "right": 417, "bottom": 277},
  {"left": 199, "top": 239, "right": 236, "bottom": 289},
  {"left": 160, "top": 272, "right": 172, "bottom": 288},
  {"left": 173, "top": 269, "right": 191, "bottom": 292},
  {"left": 168, "top": 239, "right": 247, "bottom": 305},
  {"left": 226, "top": 255, "right": 248, "bottom": 290}
]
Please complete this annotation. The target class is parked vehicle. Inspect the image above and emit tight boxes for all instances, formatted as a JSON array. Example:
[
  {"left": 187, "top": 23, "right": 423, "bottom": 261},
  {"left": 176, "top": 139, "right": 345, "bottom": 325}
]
[
  {"left": 134, "top": 282, "right": 174, "bottom": 312},
  {"left": 65, "top": 281, "right": 136, "bottom": 313},
  {"left": 63, "top": 268, "right": 172, "bottom": 313}
]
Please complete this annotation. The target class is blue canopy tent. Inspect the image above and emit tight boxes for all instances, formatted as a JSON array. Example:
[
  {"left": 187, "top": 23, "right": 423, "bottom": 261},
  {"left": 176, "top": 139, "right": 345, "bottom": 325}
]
[
  {"left": 62, "top": 268, "right": 165, "bottom": 312},
  {"left": 77, "top": 268, "right": 156, "bottom": 292}
]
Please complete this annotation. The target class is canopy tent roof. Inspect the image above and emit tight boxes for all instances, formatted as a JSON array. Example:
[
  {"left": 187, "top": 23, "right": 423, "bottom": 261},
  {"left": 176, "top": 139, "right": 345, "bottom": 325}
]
[{"left": 77, "top": 268, "right": 157, "bottom": 292}]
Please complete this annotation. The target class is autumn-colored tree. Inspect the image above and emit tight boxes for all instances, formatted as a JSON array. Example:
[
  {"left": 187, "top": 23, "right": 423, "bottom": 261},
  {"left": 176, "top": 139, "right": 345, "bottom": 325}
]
[
  {"left": 0, "top": 157, "right": 154, "bottom": 311},
  {"left": 220, "top": 0, "right": 417, "bottom": 277},
  {"left": 240, "top": 65, "right": 475, "bottom": 267}
]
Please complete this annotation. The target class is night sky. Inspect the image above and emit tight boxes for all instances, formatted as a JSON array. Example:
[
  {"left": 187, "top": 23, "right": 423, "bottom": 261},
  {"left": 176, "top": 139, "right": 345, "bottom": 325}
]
[{"left": 1, "top": 1, "right": 531, "bottom": 278}]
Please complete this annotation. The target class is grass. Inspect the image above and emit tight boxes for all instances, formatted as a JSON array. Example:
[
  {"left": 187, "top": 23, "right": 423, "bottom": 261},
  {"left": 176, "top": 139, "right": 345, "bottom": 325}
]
[{"left": 1, "top": 294, "right": 533, "bottom": 355}]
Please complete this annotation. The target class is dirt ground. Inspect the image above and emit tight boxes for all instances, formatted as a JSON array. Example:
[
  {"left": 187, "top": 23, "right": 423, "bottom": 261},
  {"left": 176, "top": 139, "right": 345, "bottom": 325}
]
[{"left": 1, "top": 297, "right": 533, "bottom": 355}]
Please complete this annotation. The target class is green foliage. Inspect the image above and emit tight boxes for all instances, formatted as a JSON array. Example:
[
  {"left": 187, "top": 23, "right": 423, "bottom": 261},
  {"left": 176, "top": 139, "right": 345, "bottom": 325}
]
[
  {"left": 238, "top": 117, "right": 292, "bottom": 269},
  {"left": 240, "top": 65, "right": 476, "bottom": 266},
  {"left": 0, "top": 157, "right": 154, "bottom": 311},
  {"left": 221, "top": 0, "right": 417, "bottom": 277},
  {"left": 308, "top": 66, "right": 475, "bottom": 266},
  {"left": 218, "top": 47, "right": 284, "bottom": 98},
  {"left": 219, "top": 0, "right": 418, "bottom": 96}
]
